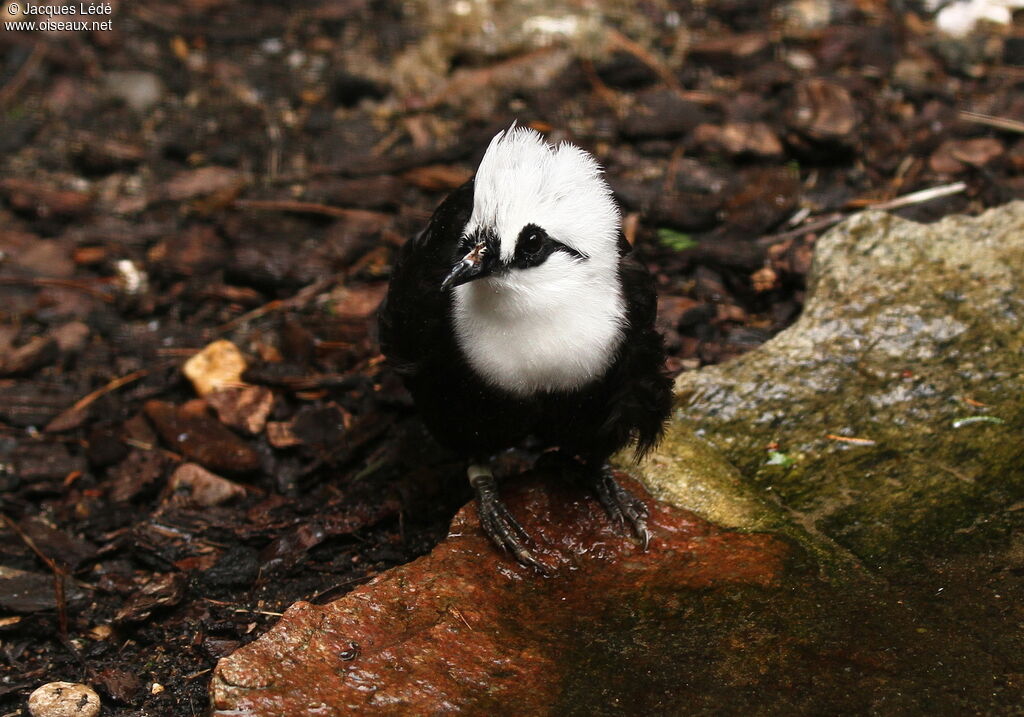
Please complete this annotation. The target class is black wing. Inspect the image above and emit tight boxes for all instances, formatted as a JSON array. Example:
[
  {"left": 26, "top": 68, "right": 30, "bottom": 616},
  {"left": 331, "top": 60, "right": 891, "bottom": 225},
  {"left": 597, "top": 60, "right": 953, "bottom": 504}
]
[
  {"left": 378, "top": 179, "right": 475, "bottom": 376},
  {"left": 603, "top": 245, "right": 673, "bottom": 460}
]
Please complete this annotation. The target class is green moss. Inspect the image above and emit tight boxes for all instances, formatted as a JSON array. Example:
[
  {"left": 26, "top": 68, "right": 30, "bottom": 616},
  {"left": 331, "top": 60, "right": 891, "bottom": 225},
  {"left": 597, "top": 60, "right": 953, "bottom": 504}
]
[{"left": 644, "top": 202, "right": 1024, "bottom": 578}]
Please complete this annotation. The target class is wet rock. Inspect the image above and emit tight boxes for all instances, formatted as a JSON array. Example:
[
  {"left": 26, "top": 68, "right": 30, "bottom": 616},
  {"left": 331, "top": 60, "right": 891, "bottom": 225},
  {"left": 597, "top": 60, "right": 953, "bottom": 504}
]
[
  {"left": 169, "top": 462, "right": 247, "bottom": 507},
  {"left": 144, "top": 400, "right": 261, "bottom": 474},
  {"left": 657, "top": 202, "right": 1024, "bottom": 570},
  {"left": 28, "top": 681, "right": 100, "bottom": 717},
  {"left": 183, "top": 340, "right": 248, "bottom": 397},
  {"left": 211, "top": 475, "right": 788, "bottom": 714}
]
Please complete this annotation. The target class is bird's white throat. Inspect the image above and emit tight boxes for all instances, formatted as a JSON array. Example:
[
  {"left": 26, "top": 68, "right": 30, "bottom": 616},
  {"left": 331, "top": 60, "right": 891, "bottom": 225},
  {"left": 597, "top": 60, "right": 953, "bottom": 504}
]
[{"left": 451, "top": 257, "right": 626, "bottom": 396}]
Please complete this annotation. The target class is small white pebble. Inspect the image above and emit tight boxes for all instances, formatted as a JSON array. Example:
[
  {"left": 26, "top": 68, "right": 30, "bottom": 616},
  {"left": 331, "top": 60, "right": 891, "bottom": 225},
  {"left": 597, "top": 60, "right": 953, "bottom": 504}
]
[
  {"left": 28, "top": 682, "right": 101, "bottom": 717},
  {"left": 150, "top": 682, "right": 165, "bottom": 695}
]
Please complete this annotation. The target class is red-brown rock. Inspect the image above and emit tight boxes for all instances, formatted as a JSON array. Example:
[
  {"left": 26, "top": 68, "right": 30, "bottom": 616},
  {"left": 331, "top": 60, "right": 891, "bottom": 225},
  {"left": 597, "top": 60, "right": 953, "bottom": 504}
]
[{"left": 211, "top": 476, "right": 787, "bottom": 715}]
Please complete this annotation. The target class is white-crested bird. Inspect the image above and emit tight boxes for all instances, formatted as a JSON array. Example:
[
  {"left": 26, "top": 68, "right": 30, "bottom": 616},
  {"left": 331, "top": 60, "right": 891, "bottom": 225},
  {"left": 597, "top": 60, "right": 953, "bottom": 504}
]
[{"left": 379, "top": 126, "right": 672, "bottom": 570}]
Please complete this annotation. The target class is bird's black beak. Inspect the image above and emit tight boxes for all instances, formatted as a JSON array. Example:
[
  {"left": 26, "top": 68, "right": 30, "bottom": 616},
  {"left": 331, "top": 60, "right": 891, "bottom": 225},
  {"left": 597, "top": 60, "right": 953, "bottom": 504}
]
[{"left": 441, "top": 236, "right": 495, "bottom": 292}]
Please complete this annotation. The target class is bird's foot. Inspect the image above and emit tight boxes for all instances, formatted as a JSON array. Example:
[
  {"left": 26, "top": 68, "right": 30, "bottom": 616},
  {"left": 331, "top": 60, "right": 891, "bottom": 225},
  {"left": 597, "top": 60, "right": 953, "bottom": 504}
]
[
  {"left": 468, "top": 464, "right": 549, "bottom": 574},
  {"left": 593, "top": 464, "right": 651, "bottom": 550}
]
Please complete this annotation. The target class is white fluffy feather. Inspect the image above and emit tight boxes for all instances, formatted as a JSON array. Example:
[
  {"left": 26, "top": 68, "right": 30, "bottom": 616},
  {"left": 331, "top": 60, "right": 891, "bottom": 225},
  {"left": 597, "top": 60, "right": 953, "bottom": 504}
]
[{"left": 452, "top": 126, "right": 626, "bottom": 396}]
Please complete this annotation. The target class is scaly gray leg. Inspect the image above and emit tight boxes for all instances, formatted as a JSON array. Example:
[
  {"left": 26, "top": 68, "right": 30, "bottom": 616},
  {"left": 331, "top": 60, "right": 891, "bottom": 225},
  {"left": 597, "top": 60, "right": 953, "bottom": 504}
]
[
  {"left": 468, "top": 463, "right": 548, "bottom": 573},
  {"left": 592, "top": 463, "right": 651, "bottom": 550}
]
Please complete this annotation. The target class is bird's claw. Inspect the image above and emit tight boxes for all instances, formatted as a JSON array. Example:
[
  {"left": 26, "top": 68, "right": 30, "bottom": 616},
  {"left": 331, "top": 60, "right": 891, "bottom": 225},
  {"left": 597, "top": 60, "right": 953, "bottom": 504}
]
[
  {"left": 469, "top": 464, "right": 550, "bottom": 574},
  {"left": 594, "top": 465, "right": 651, "bottom": 550}
]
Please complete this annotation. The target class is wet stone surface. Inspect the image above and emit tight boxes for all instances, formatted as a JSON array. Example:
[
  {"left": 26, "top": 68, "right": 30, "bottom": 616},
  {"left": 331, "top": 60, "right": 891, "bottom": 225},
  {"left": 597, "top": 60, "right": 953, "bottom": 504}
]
[
  {"left": 664, "top": 202, "right": 1024, "bottom": 570},
  {"left": 210, "top": 475, "right": 789, "bottom": 714},
  {"left": 211, "top": 474, "right": 1021, "bottom": 715},
  {"left": 214, "top": 203, "right": 1024, "bottom": 715}
]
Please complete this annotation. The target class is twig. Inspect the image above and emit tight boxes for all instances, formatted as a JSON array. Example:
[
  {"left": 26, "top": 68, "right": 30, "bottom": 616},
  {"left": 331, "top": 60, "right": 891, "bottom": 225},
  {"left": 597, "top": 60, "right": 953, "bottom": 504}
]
[
  {"left": 232, "top": 199, "right": 390, "bottom": 223},
  {"left": 0, "top": 42, "right": 46, "bottom": 107},
  {"left": 201, "top": 598, "right": 283, "bottom": 616},
  {"left": 580, "top": 59, "right": 622, "bottom": 115},
  {"left": 760, "top": 181, "right": 969, "bottom": 244},
  {"left": 858, "top": 181, "right": 967, "bottom": 211},
  {"left": 959, "top": 110, "right": 1024, "bottom": 135},
  {"left": 421, "top": 47, "right": 558, "bottom": 109},
  {"left": 217, "top": 276, "right": 336, "bottom": 332},
  {"left": 0, "top": 513, "right": 68, "bottom": 640},
  {"left": 604, "top": 28, "right": 717, "bottom": 105},
  {"left": 825, "top": 434, "right": 877, "bottom": 446},
  {"left": 72, "top": 369, "right": 148, "bottom": 412},
  {"left": 45, "top": 369, "right": 150, "bottom": 432},
  {"left": 758, "top": 212, "right": 845, "bottom": 243}
]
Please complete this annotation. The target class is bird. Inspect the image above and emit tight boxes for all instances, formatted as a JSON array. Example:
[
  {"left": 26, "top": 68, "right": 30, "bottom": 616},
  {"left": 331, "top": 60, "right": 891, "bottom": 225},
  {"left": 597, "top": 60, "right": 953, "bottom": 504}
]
[{"left": 378, "top": 125, "right": 673, "bottom": 570}]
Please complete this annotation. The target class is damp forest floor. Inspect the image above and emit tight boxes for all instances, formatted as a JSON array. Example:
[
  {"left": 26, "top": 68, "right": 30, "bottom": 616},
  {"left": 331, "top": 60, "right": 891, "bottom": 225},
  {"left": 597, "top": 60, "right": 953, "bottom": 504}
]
[{"left": 1, "top": 1, "right": 1023, "bottom": 714}]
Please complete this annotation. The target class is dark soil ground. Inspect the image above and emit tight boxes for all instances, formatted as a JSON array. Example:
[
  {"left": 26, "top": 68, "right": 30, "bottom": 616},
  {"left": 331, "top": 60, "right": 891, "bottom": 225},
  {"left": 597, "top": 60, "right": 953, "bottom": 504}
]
[{"left": 1, "top": 1, "right": 1022, "bottom": 714}]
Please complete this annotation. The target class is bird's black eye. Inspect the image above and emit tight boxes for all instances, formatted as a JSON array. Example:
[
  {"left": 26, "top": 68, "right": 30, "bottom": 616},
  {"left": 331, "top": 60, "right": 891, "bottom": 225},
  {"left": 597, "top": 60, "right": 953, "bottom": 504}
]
[
  {"left": 522, "top": 231, "right": 544, "bottom": 256},
  {"left": 514, "top": 224, "right": 563, "bottom": 269}
]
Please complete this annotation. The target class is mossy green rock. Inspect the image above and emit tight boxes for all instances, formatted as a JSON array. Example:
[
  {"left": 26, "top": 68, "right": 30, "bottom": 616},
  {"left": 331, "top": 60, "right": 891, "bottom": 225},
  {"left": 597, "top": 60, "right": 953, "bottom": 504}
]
[{"left": 637, "top": 202, "right": 1024, "bottom": 574}]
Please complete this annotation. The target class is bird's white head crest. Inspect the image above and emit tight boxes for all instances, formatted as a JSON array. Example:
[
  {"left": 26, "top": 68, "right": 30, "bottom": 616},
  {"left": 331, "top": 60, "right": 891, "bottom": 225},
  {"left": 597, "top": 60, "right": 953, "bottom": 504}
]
[
  {"left": 462, "top": 125, "right": 621, "bottom": 264},
  {"left": 450, "top": 125, "right": 628, "bottom": 396}
]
